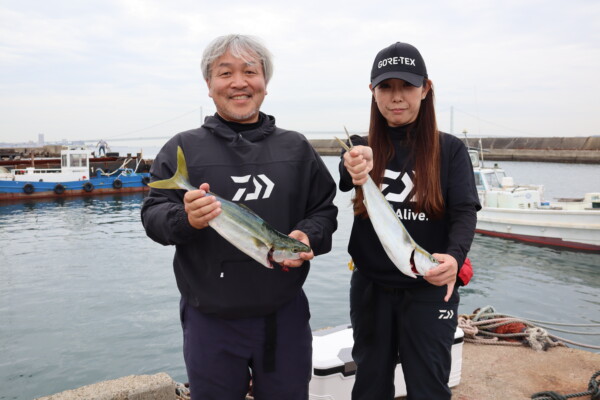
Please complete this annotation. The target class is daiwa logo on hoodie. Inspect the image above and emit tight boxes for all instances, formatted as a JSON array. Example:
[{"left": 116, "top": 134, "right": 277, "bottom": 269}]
[{"left": 230, "top": 174, "right": 275, "bottom": 201}]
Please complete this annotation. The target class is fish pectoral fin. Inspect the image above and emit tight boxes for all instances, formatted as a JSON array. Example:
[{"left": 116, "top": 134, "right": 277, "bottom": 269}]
[
  {"left": 251, "top": 236, "right": 268, "bottom": 248},
  {"left": 248, "top": 237, "right": 273, "bottom": 269}
]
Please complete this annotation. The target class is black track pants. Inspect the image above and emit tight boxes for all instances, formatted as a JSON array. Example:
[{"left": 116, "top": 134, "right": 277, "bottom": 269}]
[
  {"left": 350, "top": 269, "right": 459, "bottom": 400},
  {"left": 180, "top": 291, "right": 312, "bottom": 400}
]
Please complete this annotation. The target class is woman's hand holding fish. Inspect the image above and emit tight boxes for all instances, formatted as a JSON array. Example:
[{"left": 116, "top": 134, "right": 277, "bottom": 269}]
[
  {"left": 424, "top": 253, "right": 458, "bottom": 302},
  {"left": 279, "top": 230, "right": 313, "bottom": 269},
  {"left": 343, "top": 146, "right": 373, "bottom": 186},
  {"left": 184, "top": 183, "right": 222, "bottom": 229}
]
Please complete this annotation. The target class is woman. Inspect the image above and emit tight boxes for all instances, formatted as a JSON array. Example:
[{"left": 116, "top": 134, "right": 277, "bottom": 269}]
[{"left": 339, "top": 42, "right": 480, "bottom": 400}]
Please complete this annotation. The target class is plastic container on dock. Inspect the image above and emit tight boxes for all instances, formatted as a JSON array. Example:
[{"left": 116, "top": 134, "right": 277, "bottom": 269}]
[{"left": 309, "top": 324, "right": 464, "bottom": 399}]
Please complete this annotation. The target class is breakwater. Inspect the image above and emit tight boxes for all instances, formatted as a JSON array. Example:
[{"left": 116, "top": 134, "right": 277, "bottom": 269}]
[
  {"left": 2, "top": 137, "right": 598, "bottom": 164},
  {"left": 310, "top": 136, "right": 600, "bottom": 164}
]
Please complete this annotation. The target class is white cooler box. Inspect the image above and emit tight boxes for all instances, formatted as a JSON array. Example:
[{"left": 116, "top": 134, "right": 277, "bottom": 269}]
[{"left": 309, "top": 324, "right": 464, "bottom": 400}]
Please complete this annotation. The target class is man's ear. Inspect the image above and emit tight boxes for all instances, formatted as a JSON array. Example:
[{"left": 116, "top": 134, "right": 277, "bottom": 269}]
[{"left": 206, "top": 79, "right": 213, "bottom": 98}]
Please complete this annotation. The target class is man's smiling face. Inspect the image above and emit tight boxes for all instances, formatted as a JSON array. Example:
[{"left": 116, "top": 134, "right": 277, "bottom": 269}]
[{"left": 206, "top": 50, "right": 267, "bottom": 124}]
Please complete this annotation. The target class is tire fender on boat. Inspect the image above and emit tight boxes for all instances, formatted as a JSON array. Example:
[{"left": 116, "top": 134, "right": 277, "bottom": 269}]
[
  {"left": 23, "top": 183, "right": 34, "bottom": 194},
  {"left": 112, "top": 179, "right": 123, "bottom": 189},
  {"left": 142, "top": 176, "right": 150, "bottom": 185},
  {"left": 83, "top": 182, "right": 94, "bottom": 192},
  {"left": 54, "top": 184, "right": 65, "bottom": 195}
]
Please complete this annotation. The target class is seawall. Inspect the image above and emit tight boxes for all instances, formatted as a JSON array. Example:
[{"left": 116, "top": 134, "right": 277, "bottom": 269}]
[{"left": 310, "top": 136, "right": 600, "bottom": 164}]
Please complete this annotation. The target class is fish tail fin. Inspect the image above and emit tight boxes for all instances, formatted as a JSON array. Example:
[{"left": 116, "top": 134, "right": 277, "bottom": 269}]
[
  {"left": 334, "top": 136, "right": 351, "bottom": 152},
  {"left": 148, "top": 146, "right": 193, "bottom": 190},
  {"left": 335, "top": 126, "right": 355, "bottom": 152},
  {"left": 343, "top": 126, "right": 355, "bottom": 148}
]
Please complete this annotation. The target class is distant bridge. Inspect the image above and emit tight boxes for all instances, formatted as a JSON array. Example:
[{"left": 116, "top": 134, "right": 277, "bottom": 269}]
[{"left": 89, "top": 136, "right": 172, "bottom": 143}]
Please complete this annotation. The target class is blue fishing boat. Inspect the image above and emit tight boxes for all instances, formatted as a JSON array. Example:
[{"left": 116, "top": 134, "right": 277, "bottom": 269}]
[{"left": 0, "top": 146, "right": 150, "bottom": 201}]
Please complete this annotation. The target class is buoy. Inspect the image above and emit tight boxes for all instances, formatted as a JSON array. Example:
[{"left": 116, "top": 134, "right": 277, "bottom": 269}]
[
  {"left": 83, "top": 182, "right": 94, "bottom": 192},
  {"left": 112, "top": 179, "right": 123, "bottom": 189}
]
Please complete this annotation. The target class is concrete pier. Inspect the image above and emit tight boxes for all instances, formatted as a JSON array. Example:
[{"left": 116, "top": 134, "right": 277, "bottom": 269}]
[
  {"left": 35, "top": 344, "right": 599, "bottom": 400},
  {"left": 310, "top": 136, "right": 600, "bottom": 163},
  {"left": 447, "top": 343, "right": 600, "bottom": 400},
  {"left": 35, "top": 373, "right": 177, "bottom": 400}
]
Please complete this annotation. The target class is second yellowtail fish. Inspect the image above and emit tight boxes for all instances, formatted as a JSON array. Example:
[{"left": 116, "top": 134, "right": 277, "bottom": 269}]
[{"left": 336, "top": 131, "right": 438, "bottom": 278}]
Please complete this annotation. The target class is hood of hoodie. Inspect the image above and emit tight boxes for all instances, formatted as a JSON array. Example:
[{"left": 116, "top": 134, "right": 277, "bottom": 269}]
[{"left": 202, "top": 112, "right": 276, "bottom": 144}]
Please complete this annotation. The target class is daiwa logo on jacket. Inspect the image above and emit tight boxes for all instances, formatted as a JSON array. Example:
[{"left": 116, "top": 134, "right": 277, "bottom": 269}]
[
  {"left": 231, "top": 174, "right": 274, "bottom": 201},
  {"left": 382, "top": 169, "right": 428, "bottom": 221},
  {"left": 382, "top": 169, "right": 414, "bottom": 203}
]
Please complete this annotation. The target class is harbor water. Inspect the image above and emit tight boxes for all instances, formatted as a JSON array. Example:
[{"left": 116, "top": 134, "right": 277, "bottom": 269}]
[{"left": 1, "top": 155, "right": 599, "bottom": 400}]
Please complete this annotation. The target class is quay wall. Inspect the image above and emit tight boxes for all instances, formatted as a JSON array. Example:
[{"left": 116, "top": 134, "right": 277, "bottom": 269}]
[{"left": 310, "top": 136, "right": 600, "bottom": 164}]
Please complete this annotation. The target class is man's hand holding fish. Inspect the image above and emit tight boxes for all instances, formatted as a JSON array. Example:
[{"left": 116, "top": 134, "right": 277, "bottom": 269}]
[
  {"left": 183, "top": 183, "right": 221, "bottom": 229},
  {"left": 278, "top": 230, "right": 314, "bottom": 269}
]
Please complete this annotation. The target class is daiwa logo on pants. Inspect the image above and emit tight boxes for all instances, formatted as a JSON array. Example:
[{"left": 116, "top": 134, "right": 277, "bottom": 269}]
[{"left": 231, "top": 175, "right": 274, "bottom": 201}]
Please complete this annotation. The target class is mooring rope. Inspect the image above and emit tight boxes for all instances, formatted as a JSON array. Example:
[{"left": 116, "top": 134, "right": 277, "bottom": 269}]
[
  {"left": 175, "top": 381, "right": 256, "bottom": 400},
  {"left": 175, "top": 382, "right": 190, "bottom": 400},
  {"left": 531, "top": 370, "right": 600, "bottom": 400},
  {"left": 459, "top": 306, "right": 600, "bottom": 350},
  {"left": 470, "top": 312, "right": 600, "bottom": 335}
]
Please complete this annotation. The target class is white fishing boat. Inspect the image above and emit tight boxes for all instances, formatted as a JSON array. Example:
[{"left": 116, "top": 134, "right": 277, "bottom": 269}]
[{"left": 470, "top": 150, "right": 600, "bottom": 252}]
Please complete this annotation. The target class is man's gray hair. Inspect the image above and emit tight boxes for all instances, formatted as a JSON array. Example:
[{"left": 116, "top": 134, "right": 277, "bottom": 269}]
[{"left": 201, "top": 34, "right": 274, "bottom": 84}]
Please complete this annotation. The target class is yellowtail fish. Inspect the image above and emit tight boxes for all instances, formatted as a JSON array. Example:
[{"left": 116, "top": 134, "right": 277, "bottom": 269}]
[
  {"left": 336, "top": 131, "right": 438, "bottom": 278},
  {"left": 149, "top": 146, "right": 311, "bottom": 269}
]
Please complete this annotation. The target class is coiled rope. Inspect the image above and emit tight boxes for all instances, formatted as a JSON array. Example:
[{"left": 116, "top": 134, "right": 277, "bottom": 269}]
[
  {"left": 459, "top": 306, "right": 600, "bottom": 351},
  {"left": 175, "top": 382, "right": 190, "bottom": 400},
  {"left": 531, "top": 370, "right": 600, "bottom": 400},
  {"left": 175, "top": 381, "right": 256, "bottom": 400}
]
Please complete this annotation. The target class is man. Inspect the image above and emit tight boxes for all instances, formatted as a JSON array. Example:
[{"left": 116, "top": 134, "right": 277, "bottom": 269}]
[
  {"left": 96, "top": 139, "right": 108, "bottom": 156},
  {"left": 141, "top": 34, "right": 337, "bottom": 400}
]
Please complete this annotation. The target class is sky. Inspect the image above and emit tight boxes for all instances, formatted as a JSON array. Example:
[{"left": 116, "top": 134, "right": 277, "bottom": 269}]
[{"left": 1, "top": 0, "right": 599, "bottom": 144}]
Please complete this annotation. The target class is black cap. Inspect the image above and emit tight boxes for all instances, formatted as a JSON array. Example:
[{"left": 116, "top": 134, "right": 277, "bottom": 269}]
[{"left": 370, "top": 42, "right": 428, "bottom": 88}]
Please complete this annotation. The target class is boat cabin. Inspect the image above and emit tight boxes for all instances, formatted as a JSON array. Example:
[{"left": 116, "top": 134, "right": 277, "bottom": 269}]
[
  {"left": 469, "top": 149, "right": 544, "bottom": 209},
  {"left": 469, "top": 150, "right": 508, "bottom": 191},
  {"left": 10, "top": 147, "right": 93, "bottom": 182}
]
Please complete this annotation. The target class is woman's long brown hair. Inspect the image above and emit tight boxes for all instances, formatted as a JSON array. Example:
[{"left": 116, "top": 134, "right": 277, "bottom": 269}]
[{"left": 352, "top": 81, "right": 445, "bottom": 219}]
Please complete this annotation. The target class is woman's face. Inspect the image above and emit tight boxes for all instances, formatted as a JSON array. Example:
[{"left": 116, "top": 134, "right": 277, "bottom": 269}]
[{"left": 370, "top": 78, "right": 431, "bottom": 127}]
